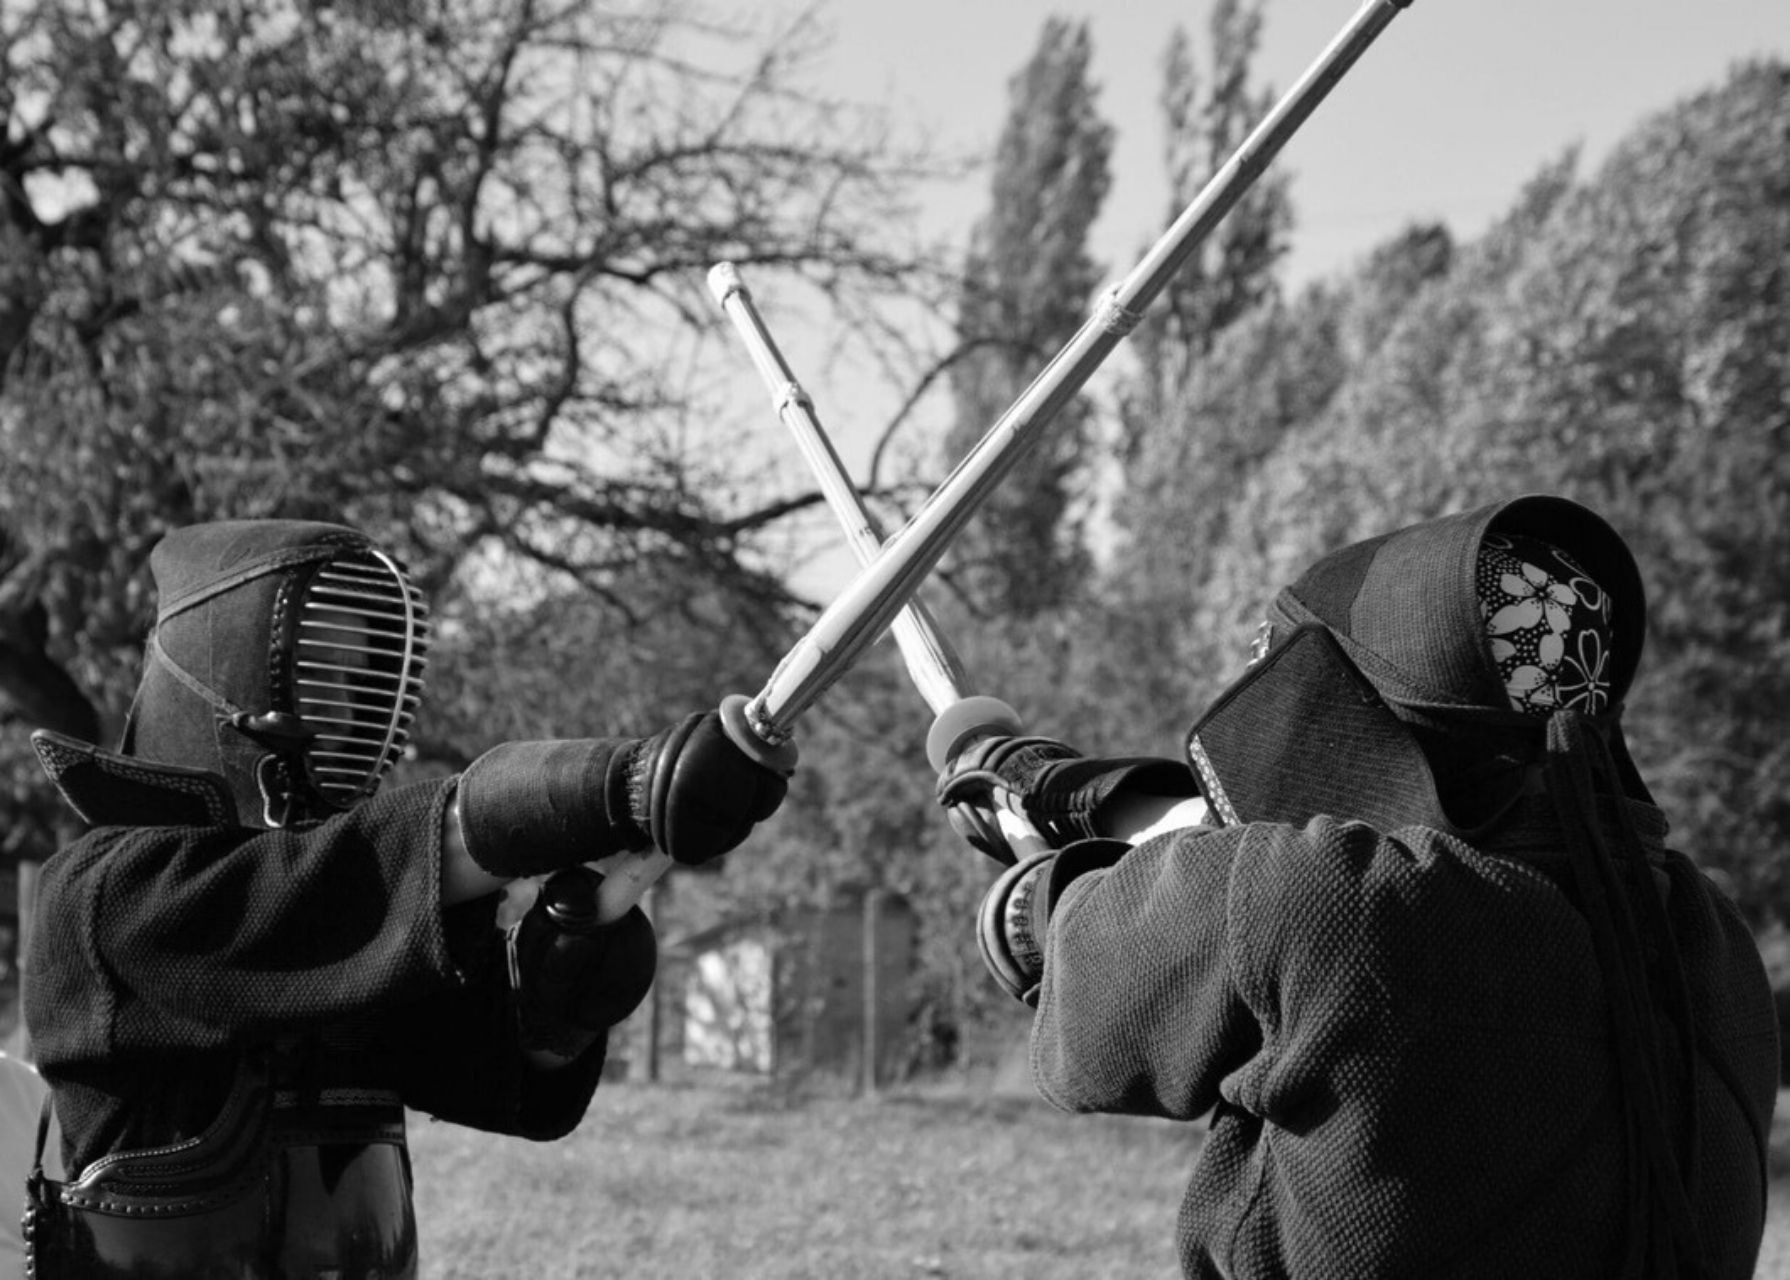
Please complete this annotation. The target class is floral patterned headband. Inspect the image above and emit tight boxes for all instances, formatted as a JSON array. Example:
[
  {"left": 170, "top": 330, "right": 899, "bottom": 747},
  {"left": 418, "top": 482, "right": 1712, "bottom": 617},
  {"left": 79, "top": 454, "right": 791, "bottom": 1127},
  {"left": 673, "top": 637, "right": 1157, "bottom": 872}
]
[{"left": 1477, "top": 533, "right": 1614, "bottom": 716}]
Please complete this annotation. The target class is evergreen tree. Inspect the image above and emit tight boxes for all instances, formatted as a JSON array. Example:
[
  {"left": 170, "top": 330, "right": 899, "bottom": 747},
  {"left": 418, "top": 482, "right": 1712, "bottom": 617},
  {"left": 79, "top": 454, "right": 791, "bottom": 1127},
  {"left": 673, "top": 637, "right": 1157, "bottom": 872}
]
[
  {"left": 943, "top": 18, "right": 1113, "bottom": 619},
  {"left": 1083, "top": 0, "right": 1294, "bottom": 745},
  {"left": 1120, "top": 0, "right": 1293, "bottom": 463}
]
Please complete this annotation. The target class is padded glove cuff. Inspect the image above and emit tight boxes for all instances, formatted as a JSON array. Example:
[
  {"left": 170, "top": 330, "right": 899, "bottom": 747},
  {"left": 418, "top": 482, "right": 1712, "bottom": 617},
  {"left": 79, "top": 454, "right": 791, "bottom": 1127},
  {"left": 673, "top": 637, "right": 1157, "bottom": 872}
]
[
  {"left": 977, "top": 852, "right": 1055, "bottom": 1006},
  {"left": 977, "top": 837, "right": 1131, "bottom": 1007},
  {"left": 457, "top": 738, "right": 647, "bottom": 878},
  {"left": 615, "top": 710, "right": 790, "bottom": 866}
]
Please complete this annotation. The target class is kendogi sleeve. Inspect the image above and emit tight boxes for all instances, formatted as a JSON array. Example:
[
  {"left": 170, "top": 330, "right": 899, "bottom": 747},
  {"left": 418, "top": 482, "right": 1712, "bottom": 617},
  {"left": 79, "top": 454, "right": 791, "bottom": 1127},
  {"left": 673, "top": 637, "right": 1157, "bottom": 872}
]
[
  {"left": 1028, "top": 824, "right": 1259, "bottom": 1120},
  {"left": 375, "top": 896, "right": 611, "bottom": 1141},
  {"left": 29, "top": 777, "right": 464, "bottom": 1060}
]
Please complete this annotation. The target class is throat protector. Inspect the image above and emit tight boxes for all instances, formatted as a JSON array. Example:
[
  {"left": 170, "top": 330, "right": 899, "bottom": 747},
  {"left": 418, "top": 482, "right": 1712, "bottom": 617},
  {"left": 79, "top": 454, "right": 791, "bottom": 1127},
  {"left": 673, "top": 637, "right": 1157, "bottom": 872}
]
[{"left": 1188, "top": 623, "right": 1450, "bottom": 831}]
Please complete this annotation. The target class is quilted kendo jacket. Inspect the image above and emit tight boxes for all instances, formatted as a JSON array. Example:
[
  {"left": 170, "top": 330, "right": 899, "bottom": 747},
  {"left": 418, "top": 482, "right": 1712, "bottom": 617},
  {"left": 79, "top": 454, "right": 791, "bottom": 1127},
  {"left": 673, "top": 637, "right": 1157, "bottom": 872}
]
[
  {"left": 1024, "top": 497, "right": 1778, "bottom": 1280},
  {"left": 20, "top": 522, "right": 621, "bottom": 1279}
]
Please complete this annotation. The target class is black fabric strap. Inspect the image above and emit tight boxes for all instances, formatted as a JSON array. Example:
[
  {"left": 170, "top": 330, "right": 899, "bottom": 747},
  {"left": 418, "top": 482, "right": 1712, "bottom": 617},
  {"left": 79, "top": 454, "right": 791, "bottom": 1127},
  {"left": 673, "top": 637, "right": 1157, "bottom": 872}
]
[{"left": 1544, "top": 710, "right": 1703, "bottom": 1279}]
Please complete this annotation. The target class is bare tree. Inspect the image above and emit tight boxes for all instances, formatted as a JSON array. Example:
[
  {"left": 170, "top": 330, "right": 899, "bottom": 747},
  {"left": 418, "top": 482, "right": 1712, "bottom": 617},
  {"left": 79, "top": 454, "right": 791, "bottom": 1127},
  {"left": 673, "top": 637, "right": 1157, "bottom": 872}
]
[{"left": 0, "top": 0, "right": 950, "bottom": 863}]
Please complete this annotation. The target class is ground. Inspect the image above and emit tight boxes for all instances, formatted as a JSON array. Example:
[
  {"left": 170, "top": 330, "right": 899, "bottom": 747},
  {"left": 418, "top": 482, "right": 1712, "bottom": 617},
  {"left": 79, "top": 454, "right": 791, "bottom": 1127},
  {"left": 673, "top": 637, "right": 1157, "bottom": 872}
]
[{"left": 410, "top": 1074, "right": 1790, "bottom": 1279}]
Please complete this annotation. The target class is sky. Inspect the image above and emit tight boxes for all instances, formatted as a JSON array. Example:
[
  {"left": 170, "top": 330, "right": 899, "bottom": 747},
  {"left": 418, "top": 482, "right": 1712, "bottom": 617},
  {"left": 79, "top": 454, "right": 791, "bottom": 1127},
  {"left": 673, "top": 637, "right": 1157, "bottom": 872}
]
[{"left": 811, "top": 0, "right": 1789, "bottom": 287}]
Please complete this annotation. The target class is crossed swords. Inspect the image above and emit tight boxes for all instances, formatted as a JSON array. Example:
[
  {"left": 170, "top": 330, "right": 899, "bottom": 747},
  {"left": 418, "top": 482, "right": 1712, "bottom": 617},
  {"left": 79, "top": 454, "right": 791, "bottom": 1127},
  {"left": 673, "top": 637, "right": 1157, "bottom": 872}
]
[
  {"left": 707, "top": 261, "right": 1053, "bottom": 863},
  {"left": 593, "top": 0, "right": 1418, "bottom": 921}
]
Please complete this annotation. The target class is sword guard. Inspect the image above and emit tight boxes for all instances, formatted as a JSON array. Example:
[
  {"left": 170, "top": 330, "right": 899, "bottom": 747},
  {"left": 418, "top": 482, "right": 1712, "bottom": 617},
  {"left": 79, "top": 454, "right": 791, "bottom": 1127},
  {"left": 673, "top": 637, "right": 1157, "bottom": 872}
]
[
  {"left": 926, "top": 695, "right": 1026, "bottom": 772},
  {"left": 719, "top": 694, "right": 800, "bottom": 776}
]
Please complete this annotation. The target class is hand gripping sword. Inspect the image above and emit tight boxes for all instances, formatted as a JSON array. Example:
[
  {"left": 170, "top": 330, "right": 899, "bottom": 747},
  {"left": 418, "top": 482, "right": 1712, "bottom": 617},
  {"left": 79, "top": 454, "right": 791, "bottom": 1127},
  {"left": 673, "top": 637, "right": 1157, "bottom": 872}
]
[
  {"left": 707, "top": 260, "right": 1050, "bottom": 859},
  {"left": 594, "top": 0, "right": 1419, "bottom": 920}
]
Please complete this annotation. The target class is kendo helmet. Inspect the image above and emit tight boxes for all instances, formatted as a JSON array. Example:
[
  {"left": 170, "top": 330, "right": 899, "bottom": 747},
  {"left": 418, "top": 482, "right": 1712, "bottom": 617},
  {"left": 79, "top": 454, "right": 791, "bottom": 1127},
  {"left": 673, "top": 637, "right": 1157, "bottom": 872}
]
[
  {"left": 1185, "top": 494, "right": 1648, "bottom": 835},
  {"left": 117, "top": 520, "right": 433, "bottom": 827}
]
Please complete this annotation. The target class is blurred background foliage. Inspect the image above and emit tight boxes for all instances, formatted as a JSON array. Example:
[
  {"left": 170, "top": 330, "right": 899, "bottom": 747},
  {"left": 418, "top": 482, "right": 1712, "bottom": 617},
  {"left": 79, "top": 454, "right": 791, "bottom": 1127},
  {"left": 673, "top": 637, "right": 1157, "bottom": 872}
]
[{"left": 2, "top": 0, "right": 1785, "bottom": 1069}]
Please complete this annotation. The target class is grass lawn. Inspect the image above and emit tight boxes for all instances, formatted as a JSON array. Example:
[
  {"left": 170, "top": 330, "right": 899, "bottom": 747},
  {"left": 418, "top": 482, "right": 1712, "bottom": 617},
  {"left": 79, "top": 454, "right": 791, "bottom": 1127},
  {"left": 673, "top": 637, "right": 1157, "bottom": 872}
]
[
  {"left": 412, "top": 1077, "right": 1790, "bottom": 1279},
  {"left": 1758, "top": 1089, "right": 1790, "bottom": 1279},
  {"left": 410, "top": 1073, "right": 1192, "bottom": 1280}
]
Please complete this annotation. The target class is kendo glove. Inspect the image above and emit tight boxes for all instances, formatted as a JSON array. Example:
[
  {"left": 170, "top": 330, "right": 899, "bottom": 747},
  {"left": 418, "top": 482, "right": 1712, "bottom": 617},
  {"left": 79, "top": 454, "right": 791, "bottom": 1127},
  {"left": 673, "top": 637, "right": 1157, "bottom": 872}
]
[
  {"left": 509, "top": 865, "right": 658, "bottom": 1064},
  {"left": 977, "top": 838, "right": 1130, "bottom": 1005},
  {"left": 977, "top": 852, "right": 1054, "bottom": 1005},
  {"left": 937, "top": 734, "right": 1197, "bottom": 865},
  {"left": 617, "top": 710, "right": 791, "bottom": 866},
  {"left": 457, "top": 710, "right": 793, "bottom": 878}
]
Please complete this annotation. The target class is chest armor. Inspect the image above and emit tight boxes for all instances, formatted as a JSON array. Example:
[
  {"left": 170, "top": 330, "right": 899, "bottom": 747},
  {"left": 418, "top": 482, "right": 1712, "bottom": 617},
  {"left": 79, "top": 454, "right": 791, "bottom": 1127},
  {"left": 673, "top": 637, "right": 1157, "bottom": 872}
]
[{"left": 23, "top": 1058, "right": 417, "bottom": 1279}]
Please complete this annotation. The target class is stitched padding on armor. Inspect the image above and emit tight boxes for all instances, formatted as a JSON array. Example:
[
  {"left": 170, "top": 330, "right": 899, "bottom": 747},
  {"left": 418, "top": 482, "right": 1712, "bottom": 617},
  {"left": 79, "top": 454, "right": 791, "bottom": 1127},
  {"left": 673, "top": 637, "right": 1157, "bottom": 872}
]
[
  {"left": 31, "top": 730, "right": 237, "bottom": 828},
  {"left": 58, "top": 1062, "right": 270, "bottom": 1214}
]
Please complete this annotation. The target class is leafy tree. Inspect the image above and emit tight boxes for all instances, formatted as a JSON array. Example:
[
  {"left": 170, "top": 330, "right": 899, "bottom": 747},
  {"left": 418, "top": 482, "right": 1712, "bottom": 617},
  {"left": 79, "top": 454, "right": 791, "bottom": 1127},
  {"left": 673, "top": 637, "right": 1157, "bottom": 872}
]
[
  {"left": 1170, "top": 62, "right": 1790, "bottom": 915},
  {"left": 941, "top": 17, "right": 1112, "bottom": 619},
  {"left": 1085, "top": 0, "right": 1295, "bottom": 747}
]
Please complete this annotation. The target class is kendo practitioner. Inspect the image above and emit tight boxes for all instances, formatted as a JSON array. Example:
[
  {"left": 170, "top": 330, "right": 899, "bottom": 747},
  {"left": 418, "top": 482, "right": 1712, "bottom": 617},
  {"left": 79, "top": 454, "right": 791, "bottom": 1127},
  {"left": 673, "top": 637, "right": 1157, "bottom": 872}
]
[
  {"left": 939, "top": 494, "right": 1777, "bottom": 1279},
  {"left": 21, "top": 519, "right": 790, "bottom": 1278}
]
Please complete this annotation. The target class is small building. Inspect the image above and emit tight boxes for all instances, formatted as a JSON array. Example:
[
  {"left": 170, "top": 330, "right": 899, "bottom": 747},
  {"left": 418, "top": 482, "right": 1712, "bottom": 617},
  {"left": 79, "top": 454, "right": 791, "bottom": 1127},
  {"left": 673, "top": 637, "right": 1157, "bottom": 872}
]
[{"left": 657, "top": 891, "right": 917, "bottom": 1088}]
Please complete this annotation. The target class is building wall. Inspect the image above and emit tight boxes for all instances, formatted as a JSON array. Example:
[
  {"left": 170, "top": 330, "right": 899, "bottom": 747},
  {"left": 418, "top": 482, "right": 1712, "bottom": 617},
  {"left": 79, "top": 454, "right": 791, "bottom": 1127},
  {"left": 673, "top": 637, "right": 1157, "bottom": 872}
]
[{"left": 682, "top": 937, "right": 773, "bottom": 1073}]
